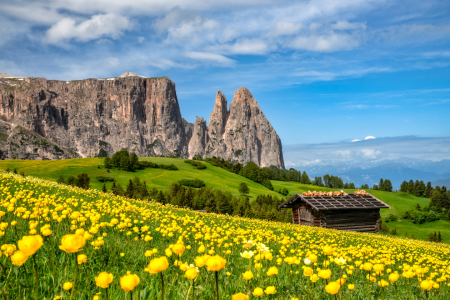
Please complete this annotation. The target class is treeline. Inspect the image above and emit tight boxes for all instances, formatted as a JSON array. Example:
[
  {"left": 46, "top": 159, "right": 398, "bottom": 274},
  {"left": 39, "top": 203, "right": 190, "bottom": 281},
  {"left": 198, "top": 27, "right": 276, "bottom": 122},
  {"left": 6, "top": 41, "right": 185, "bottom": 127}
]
[
  {"left": 104, "top": 150, "right": 178, "bottom": 171},
  {"left": 56, "top": 173, "right": 90, "bottom": 189},
  {"left": 105, "top": 176, "right": 291, "bottom": 223},
  {"left": 400, "top": 180, "right": 433, "bottom": 197}
]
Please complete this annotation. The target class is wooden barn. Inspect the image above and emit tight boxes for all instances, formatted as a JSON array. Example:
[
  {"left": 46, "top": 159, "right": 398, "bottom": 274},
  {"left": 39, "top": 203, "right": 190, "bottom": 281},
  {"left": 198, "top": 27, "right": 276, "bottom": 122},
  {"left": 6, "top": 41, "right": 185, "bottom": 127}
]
[{"left": 278, "top": 191, "right": 390, "bottom": 233}]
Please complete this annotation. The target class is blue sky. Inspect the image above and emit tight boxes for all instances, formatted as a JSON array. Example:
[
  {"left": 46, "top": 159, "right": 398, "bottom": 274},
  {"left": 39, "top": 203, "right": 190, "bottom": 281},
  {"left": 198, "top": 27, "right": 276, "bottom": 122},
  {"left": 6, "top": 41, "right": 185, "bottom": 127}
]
[{"left": 1, "top": 0, "right": 449, "bottom": 153}]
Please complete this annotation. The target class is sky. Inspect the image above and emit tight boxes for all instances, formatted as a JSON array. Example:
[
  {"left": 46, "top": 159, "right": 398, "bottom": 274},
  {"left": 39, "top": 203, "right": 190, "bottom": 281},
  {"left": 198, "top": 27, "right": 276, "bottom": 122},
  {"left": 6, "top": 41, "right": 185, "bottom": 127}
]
[{"left": 1, "top": 0, "right": 449, "bottom": 161}]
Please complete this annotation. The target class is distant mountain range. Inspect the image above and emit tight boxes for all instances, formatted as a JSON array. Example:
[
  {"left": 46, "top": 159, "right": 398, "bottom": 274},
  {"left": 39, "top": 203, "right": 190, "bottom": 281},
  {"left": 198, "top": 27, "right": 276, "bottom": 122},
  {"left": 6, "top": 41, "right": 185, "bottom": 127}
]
[{"left": 288, "top": 158, "right": 450, "bottom": 189}]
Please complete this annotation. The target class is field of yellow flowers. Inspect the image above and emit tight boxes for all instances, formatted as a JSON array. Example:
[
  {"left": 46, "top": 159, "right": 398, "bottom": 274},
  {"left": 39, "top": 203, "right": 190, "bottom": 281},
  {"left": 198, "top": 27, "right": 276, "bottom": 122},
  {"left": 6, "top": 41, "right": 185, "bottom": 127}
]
[{"left": 1, "top": 172, "right": 450, "bottom": 300}]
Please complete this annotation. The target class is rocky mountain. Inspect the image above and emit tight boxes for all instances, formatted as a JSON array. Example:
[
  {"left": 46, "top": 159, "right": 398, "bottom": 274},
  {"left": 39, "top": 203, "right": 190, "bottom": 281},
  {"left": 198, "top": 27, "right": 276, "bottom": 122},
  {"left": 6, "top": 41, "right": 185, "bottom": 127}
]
[{"left": 0, "top": 73, "right": 284, "bottom": 168}]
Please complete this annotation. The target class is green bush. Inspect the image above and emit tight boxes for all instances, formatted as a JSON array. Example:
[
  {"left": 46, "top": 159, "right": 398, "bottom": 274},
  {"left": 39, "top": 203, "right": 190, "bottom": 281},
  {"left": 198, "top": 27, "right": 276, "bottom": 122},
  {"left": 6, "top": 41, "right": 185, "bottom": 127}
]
[
  {"left": 96, "top": 176, "right": 115, "bottom": 182},
  {"left": 178, "top": 179, "right": 206, "bottom": 188}
]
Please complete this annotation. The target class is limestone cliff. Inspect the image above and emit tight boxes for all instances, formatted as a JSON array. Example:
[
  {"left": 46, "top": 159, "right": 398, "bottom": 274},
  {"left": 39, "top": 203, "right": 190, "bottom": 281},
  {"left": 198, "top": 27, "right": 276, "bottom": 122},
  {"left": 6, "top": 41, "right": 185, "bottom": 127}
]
[{"left": 0, "top": 73, "right": 284, "bottom": 168}]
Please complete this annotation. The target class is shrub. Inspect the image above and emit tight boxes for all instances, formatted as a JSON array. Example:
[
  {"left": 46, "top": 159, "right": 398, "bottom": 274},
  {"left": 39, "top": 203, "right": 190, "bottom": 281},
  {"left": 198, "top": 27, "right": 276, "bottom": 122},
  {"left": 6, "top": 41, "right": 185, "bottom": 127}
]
[
  {"left": 96, "top": 176, "right": 115, "bottom": 182},
  {"left": 184, "top": 159, "right": 207, "bottom": 169},
  {"left": 160, "top": 164, "right": 178, "bottom": 170},
  {"left": 178, "top": 179, "right": 206, "bottom": 188}
]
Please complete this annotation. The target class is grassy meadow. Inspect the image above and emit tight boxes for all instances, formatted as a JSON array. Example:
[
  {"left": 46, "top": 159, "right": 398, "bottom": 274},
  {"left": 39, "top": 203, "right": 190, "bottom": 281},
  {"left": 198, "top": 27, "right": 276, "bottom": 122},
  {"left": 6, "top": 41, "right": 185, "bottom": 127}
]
[
  {"left": 1, "top": 172, "right": 450, "bottom": 300},
  {"left": 1, "top": 157, "right": 449, "bottom": 243},
  {"left": 0, "top": 158, "right": 279, "bottom": 199}
]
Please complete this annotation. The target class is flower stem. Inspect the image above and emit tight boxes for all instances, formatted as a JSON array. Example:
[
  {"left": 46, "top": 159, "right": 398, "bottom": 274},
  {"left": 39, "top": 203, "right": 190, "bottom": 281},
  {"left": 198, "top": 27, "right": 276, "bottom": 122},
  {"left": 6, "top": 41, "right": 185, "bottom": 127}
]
[
  {"left": 192, "top": 279, "right": 195, "bottom": 300},
  {"left": 70, "top": 255, "right": 79, "bottom": 300},
  {"left": 32, "top": 255, "right": 39, "bottom": 300},
  {"left": 215, "top": 271, "right": 220, "bottom": 300},
  {"left": 130, "top": 290, "right": 133, "bottom": 300},
  {"left": 160, "top": 272, "right": 165, "bottom": 300}
]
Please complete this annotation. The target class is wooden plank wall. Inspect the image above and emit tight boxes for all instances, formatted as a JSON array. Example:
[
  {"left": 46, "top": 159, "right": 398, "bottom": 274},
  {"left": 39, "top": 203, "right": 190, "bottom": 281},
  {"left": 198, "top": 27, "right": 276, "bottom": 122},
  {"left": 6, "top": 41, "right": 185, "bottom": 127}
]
[{"left": 320, "top": 209, "right": 381, "bottom": 233}]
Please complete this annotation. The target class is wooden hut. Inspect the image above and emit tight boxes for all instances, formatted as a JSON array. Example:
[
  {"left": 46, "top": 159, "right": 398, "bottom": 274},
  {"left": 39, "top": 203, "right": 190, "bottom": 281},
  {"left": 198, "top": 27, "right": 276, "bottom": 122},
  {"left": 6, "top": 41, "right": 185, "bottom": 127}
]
[{"left": 278, "top": 192, "right": 390, "bottom": 233}]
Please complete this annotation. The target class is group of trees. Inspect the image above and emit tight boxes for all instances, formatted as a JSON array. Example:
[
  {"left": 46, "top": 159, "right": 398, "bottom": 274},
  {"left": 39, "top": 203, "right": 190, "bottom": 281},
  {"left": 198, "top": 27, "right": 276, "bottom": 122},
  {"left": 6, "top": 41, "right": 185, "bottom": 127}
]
[
  {"left": 57, "top": 173, "right": 90, "bottom": 189},
  {"left": 147, "top": 183, "right": 291, "bottom": 223},
  {"left": 401, "top": 180, "right": 435, "bottom": 198},
  {"left": 104, "top": 150, "right": 178, "bottom": 171},
  {"left": 110, "top": 177, "right": 150, "bottom": 199},
  {"left": 373, "top": 178, "right": 393, "bottom": 192},
  {"left": 428, "top": 231, "right": 443, "bottom": 243}
]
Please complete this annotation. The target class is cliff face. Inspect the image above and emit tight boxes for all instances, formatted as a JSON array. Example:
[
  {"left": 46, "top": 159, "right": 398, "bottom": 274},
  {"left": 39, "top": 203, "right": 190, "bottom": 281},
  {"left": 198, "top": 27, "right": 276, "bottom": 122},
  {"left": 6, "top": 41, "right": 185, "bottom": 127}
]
[
  {"left": 0, "top": 75, "right": 188, "bottom": 159},
  {"left": 0, "top": 74, "right": 284, "bottom": 168}
]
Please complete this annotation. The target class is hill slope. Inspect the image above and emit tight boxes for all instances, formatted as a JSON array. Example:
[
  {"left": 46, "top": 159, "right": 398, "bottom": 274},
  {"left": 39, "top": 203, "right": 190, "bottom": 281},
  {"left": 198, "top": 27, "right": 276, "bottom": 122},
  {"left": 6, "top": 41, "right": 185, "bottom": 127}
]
[{"left": 0, "top": 157, "right": 278, "bottom": 199}]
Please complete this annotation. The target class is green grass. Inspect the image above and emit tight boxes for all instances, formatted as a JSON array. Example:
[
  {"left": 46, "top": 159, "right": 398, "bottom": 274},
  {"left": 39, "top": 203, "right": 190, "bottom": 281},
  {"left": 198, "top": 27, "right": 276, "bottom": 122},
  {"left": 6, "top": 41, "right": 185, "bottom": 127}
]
[
  {"left": 0, "top": 157, "right": 279, "bottom": 199},
  {"left": 1, "top": 158, "right": 449, "bottom": 243}
]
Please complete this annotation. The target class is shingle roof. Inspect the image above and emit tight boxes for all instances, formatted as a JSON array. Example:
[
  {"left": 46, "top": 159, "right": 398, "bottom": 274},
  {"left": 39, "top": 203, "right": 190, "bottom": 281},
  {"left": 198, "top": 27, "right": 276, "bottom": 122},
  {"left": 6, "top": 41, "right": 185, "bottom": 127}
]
[{"left": 278, "top": 193, "right": 390, "bottom": 211}]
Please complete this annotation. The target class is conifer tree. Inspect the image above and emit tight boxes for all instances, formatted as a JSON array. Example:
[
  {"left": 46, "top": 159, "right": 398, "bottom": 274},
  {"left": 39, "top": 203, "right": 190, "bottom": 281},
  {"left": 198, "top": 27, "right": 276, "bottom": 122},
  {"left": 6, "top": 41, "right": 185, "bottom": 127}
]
[
  {"left": 125, "top": 179, "right": 134, "bottom": 198},
  {"left": 407, "top": 180, "right": 415, "bottom": 194},
  {"left": 400, "top": 181, "right": 408, "bottom": 192},
  {"left": 102, "top": 183, "right": 107, "bottom": 193},
  {"left": 425, "top": 182, "right": 433, "bottom": 198},
  {"left": 379, "top": 178, "right": 385, "bottom": 191}
]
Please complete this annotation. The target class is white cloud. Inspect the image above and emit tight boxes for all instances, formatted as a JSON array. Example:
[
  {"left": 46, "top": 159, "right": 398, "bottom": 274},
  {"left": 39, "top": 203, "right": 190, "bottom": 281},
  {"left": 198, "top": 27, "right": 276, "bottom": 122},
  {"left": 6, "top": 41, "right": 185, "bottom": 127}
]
[
  {"left": 332, "top": 21, "right": 366, "bottom": 31},
  {"left": 365, "top": 136, "right": 376, "bottom": 140},
  {"left": 137, "top": 36, "right": 145, "bottom": 43},
  {"left": 185, "top": 52, "right": 236, "bottom": 66},
  {"left": 361, "top": 148, "right": 381, "bottom": 158},
  {"left": 208, "top": 38, "right": 270, "bottom": 55},
  {"left": 351, "top": 139, "right": 361, "bottom": 142},
  {"left": 290, "top": 33, "right": 360, "bottom": 52},
  {"left": 44, "top": 13, "right": 133, "bottom": 44},
  {"left": 267, "top": 22, "right": 303, "bottom": 36}
]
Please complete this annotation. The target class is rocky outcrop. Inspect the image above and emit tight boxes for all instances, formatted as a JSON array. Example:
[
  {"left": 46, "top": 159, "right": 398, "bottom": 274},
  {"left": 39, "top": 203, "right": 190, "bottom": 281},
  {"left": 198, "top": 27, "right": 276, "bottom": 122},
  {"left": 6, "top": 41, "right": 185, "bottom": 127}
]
[
  {"left": 0, "top": 73, "right": 284, "bottom": 168},
  {"left": 201, "top": 87, "right": 284, "bottom": 168},
  {"left": 188, "top": 117, "right": 208, "bottom": 158},
  {"left": 0, "top": 74, "right": 188, "bottom": 159}
]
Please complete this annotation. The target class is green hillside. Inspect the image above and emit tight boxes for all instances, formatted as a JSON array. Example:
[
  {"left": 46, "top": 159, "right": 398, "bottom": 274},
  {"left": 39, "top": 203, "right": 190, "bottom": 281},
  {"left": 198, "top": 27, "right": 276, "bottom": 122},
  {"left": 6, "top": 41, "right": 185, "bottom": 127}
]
[
  {"left": 0, "top": 157, "right": 279, "bottom": 199},
  {"left": 272, "top": 180, "right": 450, "bottom": 243},
  {"left": 1, "top": 157, "right": 448, "bottom": 243}
]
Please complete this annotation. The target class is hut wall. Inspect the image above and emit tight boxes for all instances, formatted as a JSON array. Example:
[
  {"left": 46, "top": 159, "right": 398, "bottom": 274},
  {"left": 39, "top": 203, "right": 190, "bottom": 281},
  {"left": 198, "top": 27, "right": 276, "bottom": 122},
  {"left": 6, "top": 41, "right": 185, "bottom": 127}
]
[{"left": 319, "top": 209, "right": 381, "bottom": 233}]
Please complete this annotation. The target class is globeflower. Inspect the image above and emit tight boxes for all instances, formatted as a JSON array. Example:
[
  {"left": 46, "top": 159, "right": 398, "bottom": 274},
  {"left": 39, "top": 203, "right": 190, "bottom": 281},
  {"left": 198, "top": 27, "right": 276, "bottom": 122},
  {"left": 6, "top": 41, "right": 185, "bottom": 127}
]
[
  {"left": 318, "top": 269, "right": 332, "bottom": 279},
  {"left": 63, "top": 282, "right": 73, "bottom": 291},
  {"left": 264, "top": 286, "right": 276, "bottom": 295},
  {"left": 18, "top": 235, "right": 43, "bottom": 256},
  {"left": 95, "top": 272, "right": 114, "bottom": 288},
  {"left": 11, "top": 250, "right": 28, "bottom": 266},
  {"left": 389, "top": 273, "right": 399, "bottom": 283},
  {"left": 240, "top": 250, "right": 254, "bottom": 259},
  {"left": 148, "top": 256, "right": 169, "bottom": 274},
  {"left": 303, "top": 267, "right": 313, "bottom": 276},
  {"left": 242, "top": 271, "right": 253, "bottom": 280},
  {"left": 206, "top": 255, "right": 226, "bottom": 272},
  {"left": 325, "top": 282, "right": 340, "bottom": 295},
  {"left": 252, "top": 287, "right": 263, "bottom": 296},
  {"left": 323, "top": 246, "right": 334, "bottom": 255},
  {"left": 77, "top": 254, "right": 87, "bottom": 264},
  {"left": 172, "top": 243, "right": 185, "bottom": 256},
  {"left": 420, "top": 280, "right": 433, "bottom": 290},
  {"left": 120, "top": 273, "right": 140, "bottom": 291},
  {"left": 266, "top": 266, "right": 278, "bottom": 276},
  {"left": 232, "top": 293, "right": 249, "bottom": 300},
  {"left": 185, "top": 267, "right": 199, "bottom": 280},
  {"left": 59, "top": 234, "right": 85, "bottom": 253}
]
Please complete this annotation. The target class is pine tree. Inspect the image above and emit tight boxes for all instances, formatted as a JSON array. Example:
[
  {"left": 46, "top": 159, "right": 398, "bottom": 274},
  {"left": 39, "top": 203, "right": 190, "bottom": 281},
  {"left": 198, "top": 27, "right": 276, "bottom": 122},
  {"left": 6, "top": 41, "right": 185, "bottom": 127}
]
[
  {"left": 140, "top": 181, "right": 149, "bottom": 199},
  {"left": 438, "top": 231, "right": 442, "bottom": 243},
  {"left": 379, "top": 178, "right": 385, "bottom": 191},
  {"left": 407, "top": 180, "right": 415, "bottom": 194},
  {"left": 384, "top": 179, "right": 393, "bottom": 192},
  {"left": 102, "top": 183, "right": 107, "bottom": 193},
  {"left": 157, "top": 191, "right": 166, "bottom": 204},
  {"left": 300, "top": 171, "right": 310, "bottom": 184},
  {"left": 239, "top": 182, "right": 249, "bottom": 195},
  {"left": 400, "top": 181, "right": 408, "bottom": 192},
  {"left": 425, "top": 182, "right": 433, "bottom": 198},
  {"left": 440, "top": 186, "right": 449, "bottom": 209},
  {"left": 125, "top": 179, "right": 134, "bottom": 198}
]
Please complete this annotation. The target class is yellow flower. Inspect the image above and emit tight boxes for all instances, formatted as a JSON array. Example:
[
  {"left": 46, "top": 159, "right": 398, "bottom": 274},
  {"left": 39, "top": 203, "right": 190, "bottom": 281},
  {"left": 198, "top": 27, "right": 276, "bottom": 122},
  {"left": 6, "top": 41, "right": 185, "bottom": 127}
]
[
  {"left": 373, "top": 264, "right": 384, "bottom": 272},
  {"left": 420, "top": 280, "right": 433, "bottom": 290},
  {"left": 194, "top": 255, "right": 209, "bottom": 268},
  {"left": 323, "top": 246, "right": 334, "bottom": 255},
  {"left": 185, "top": 267, "right": 198, "bottom": 280},
  {"left": 308, "top": 254, "right": 318, "bottom": 262},
  {"left": 232, "top": 293, "right": 249, "bottom": 300},
  {"left": 242, "top": 271, "right": 254, "bottom": 280},
  {"left": 63, "top": 282, "right": 73, "bottom": 290},
  {"left": 172, "top": 243, "right": 185, "bottom": 256},
  {"left": 318, "top": 269, "right": 332, "bottom": 279},
  {"left": 77, "top": 254, "right": 87, "bottom": 264},
  {"left": 18, "top": 235, "right": 43, "bottom": 256},
  {"left": 120, "top": 273, "right": 140, "bottom": 291},
  {"left": 378, "top": 280, "right": 389, "bottom": 287},
  {"left": 206, "top": 255, "right": 226, "bottom": 272},
  {"left": 252, "top": 287, "right": 264, "bottom": 296},
  {"left": 266, "top": 266, "right": 278, "bottom": 276},
  {"left": 264, "top": 286, "right": 276, "bottom": 295},
  {"left": 325, "top": 282, "right": 340, "bottom": 295},
  {"left": 95, "top": 272, "right": 114, "bottom": 288},
  {"left": 59, "top": 234, "right": 85, "bottom": 253},
  {"left": 348, "top": 284, "right": 355, "bottom": 290},
  {"left": 148, "top": 256, "right": 169, "bottom": 274},
  {"left": 303, "top": 267, "right": 313, "bottom": 276},
  {"left": 363, "top": 262, "right": 373, "bottom": 271},
  {"left": 11, "top": 250, "right": 28, "bottom": 266},
  {"left": 310, "top": 274, "right": 319, "bottom": 282},
  {"left": 389, "top": 273, "right": 399, "bottom": 283}
]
